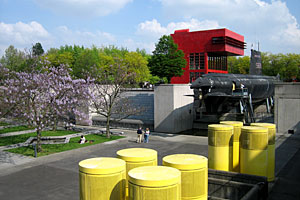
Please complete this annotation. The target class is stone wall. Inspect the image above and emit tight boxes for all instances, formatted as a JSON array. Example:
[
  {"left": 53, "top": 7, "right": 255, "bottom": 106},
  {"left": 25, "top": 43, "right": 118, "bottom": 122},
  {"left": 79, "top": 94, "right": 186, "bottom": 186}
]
[
  {"left": 154, "top": 84, "right": 193, "bottom": 133},
  {"left": 121, "top": 90, "right": 154, "bottom": 124},
  {"left": 275, "top": 82, "right": 300, "bottom": 133},
  {"left": 91, "top": 89, "right": 154, "bottom": 129}
]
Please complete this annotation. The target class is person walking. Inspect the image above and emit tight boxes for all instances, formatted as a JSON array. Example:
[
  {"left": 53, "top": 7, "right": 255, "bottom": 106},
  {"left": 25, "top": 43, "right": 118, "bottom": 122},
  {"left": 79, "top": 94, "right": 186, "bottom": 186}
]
[
  {"left": 144, "top": 128, "right": 150, "bottom": 143},
  {"left": 137, "top": 127, "right": 143, "bottom": 143}
]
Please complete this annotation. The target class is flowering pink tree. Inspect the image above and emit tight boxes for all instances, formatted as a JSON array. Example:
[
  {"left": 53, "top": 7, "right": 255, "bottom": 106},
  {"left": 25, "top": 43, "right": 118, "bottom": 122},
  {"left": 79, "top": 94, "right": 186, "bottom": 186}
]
[
  {"left": 1, "top": 64, "right": 91, "bottom": 152},
  {"left": 90, "top": 61, "right": 144, "bottom": 138},
  {"left": 0, "top": 65, "right": 17, "bottom": 118}
]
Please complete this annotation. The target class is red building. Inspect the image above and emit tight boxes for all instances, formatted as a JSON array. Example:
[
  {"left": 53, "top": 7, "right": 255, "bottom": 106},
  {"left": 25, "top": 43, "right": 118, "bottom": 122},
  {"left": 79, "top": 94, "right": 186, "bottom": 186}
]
[{"left": 170, "top": 28, "right": 246, "bottom": 84}]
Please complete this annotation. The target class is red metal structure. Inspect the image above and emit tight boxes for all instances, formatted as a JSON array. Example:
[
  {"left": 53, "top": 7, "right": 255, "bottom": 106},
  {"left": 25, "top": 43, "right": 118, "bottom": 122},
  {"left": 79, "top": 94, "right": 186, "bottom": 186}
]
[{"left": 170, "top": 28, "right": 246, "bottom": 84}]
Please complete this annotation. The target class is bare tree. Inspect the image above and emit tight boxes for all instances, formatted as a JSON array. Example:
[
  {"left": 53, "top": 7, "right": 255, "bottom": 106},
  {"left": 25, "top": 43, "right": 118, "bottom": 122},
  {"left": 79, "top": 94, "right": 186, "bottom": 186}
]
[{"left": 90, "top": 60, "right": 144, "bottom": 138}]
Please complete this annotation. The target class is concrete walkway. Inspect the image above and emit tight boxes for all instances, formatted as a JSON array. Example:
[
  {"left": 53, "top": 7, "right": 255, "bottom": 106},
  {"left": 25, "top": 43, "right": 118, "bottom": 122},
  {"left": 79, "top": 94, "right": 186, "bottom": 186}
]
[
  {"left": 0, "top": 129, "right": 35, "bottom": 137},
  {"left": 0, "top": 126, "right": 299, "bottom": 200}
]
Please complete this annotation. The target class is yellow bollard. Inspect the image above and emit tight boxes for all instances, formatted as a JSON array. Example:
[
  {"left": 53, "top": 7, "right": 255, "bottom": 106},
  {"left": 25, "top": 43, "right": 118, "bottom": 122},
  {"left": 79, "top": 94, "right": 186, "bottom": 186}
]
[
  {"left": 79, "top": 157, "right": 126, "bottom": 200},
  {"left": 251, "top": 123, "right": 276, "bottom": 181},
  {"left": 220, "top": 121, "right": 243, "bottom": 172},
  {"left": 116, "top": 148, "right": 157, "bottom": 197},
  {"left": 128, "top": 166, "right": 181, "bottom": 200},
  {"left": 163, "top": 154, "right": 208, "bottom": 200},
  {"left": 240, "top": 126, "right": 268, "bottom": 177},
  {"left": 208, "top": 124, "right": 234, "bottom": 171}
]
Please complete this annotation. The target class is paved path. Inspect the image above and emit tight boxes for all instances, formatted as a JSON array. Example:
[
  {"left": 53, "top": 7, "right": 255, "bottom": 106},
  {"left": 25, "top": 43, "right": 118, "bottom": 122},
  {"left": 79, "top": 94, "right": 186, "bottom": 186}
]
[
  {"left": 268, "top": 132, "right": 300, "bottom": 200},
  {"left": 0, "top": 127, "right": 208, "bottom": 200},
  {"left": 0, "top": 129, "right": 35, "bottom": 137}
]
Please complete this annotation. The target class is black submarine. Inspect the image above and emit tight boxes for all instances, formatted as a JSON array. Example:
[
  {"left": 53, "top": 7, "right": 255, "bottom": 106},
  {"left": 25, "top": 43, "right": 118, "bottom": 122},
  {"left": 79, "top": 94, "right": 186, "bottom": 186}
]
[{"left": 191, "top": 73, "right": 279, "bottom": 123}]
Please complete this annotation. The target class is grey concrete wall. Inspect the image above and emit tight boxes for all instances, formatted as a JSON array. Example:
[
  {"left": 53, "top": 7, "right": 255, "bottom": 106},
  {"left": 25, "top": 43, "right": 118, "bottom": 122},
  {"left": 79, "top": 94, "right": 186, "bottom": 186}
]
[
  {"left": 89, "top": 89, "right": 154, "bottom": 129},
  {"left": 154, "top": 84, "right": 193, "bottom": 133},
  {"left": 275, "top": 82, "right": 300, "bottom": 133},
  {"left": 121, "top": 90, "right": 154, "bottom": 124}
]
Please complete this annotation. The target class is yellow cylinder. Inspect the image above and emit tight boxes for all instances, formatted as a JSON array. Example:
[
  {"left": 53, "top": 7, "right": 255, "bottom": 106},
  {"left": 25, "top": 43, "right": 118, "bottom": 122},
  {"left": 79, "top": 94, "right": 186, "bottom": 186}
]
[
  {"left": 208, "top": 124, "right": 234, "bottom": 171},
  {"left": 128, "top": 166, "right": 181, "bottom": 200},
  {"left": 79, "top": 157, "right": 126, "bottom": 200},
  {"left": 251, "top": 123, "right": 276, "bottom": 181},
  {"left": 116, "top": 148, "right": 157, "bottom": 197},
  {"left": 162, "top": 154, "right": 208, "bottom": 200},
  {"left": 220, "top": 121, "right": 243, "bottom": 172},
  {"left": 240, "top": 126, "right": 268, "bottom": 178}
]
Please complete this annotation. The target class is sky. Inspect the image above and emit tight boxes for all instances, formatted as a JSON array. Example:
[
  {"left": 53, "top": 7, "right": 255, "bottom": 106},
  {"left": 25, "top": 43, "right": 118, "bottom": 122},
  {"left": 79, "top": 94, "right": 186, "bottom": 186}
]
[{"left": 0, "top": 0, "right": 300, "bottom": 57}]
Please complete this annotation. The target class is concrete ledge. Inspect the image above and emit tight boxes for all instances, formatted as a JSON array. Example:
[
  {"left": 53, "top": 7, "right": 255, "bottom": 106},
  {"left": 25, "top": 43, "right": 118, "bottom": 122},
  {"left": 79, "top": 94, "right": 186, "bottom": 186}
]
[
  {"left": 92, "top": 116, "right": 154, "bottom": 130},
  {"left": 208, "top": 169, "right": 268, "bottom": 200}
]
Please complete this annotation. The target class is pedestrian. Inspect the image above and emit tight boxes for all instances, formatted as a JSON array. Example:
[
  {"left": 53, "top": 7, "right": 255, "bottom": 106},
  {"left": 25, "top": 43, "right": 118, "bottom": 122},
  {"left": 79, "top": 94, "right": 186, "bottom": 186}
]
[
  {"left": 79, "top": 135, "right": 88, "bottom": 144},
  {"left": 144, "top": 128, "right": 150, "bottom": 143},
  {"left": 137, "top": 127, "right": 143, "bottom": 143}
]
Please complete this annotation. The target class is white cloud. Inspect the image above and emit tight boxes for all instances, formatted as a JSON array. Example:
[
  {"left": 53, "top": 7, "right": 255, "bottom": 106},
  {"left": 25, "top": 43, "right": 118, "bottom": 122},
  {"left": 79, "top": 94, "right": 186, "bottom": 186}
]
[
  {"left": 56, "top": 26, "right": 116, "bottom": 46},
  {"left": 159, "top": 0, "right": 300, "bottom": 54},
  {"left": 34, "top": 0, "right": 133, "bottom": 17},
  {"left": 137, "top": 18, "right": 220, "bottom": 38},
  {"left": 0, "top": 21, "right": 117, "bottom": 56},
  {"left": 0, "top": 21, "right": 50, "bottom": 46},
  {"left": 133, "top": 18, "right": 221, "bottom": 53},
  {"left": 135, "top": 18, "right": 220, "bottom": 52},
  {"left": 137, "top": 19, "right": 167, "bottom": 37},
  {"left": 122, "top": 38, "right": 155, "bottom": 53}
]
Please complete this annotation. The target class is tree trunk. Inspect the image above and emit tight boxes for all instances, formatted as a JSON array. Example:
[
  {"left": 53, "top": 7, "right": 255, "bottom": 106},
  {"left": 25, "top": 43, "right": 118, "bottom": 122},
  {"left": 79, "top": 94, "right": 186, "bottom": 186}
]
[
  {"left": 36, "top": 129, "right": 42, "bottom": 153},
  {"left": 106, "top": 116, "right": 111, "bottom": 139},
  {"left": 52, "top": 117, "right": 57, "bottom": 131},
  {"left": 167, "top": 76, "right": 171, "bottom": 83}
]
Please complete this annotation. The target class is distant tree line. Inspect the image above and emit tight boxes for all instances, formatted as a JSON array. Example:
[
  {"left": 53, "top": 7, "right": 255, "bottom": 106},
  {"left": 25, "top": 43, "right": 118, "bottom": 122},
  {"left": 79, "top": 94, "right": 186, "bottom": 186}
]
[
  {"left": 228, "top": 53, "right": 300, "bottom": 81},
  {"left": 0, "top": 44, "right": 155, "bottom": 86},
  {"left": 3, "top": 42, "right": 299, "bottom": 83}
]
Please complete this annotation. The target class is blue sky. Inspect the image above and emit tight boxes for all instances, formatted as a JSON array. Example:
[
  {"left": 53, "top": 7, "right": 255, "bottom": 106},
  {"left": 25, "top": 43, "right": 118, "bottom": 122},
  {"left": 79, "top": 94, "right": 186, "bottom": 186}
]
[{"left": 0, "top": 0, "right": 300, "bottom": 56}]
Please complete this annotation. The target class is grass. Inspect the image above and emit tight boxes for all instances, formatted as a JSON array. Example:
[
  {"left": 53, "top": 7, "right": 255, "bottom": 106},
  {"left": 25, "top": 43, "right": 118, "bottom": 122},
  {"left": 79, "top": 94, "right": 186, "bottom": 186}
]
[
  {"left": 0, "top": 122, "right": 10, "bottom": 126},
  {"left": 7, "top": 134, "right": 124, "bottom": 157},
  {"left": 0, "top": 125, "right": 34, "bottom": 134},
  {"left": 0, "top": 130, "right": 78, "bottom": 146}
]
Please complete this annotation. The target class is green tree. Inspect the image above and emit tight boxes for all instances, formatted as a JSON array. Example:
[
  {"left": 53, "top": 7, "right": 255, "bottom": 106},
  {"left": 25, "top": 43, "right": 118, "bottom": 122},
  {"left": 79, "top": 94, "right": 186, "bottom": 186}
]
[
  {"left": 58, "top": 45, "right": 85, "bottom": 67},
  {"left": 148, "top": 35, "right": 186, "bottom": 83},
  {"left": 136, "top": 48, "right": 151, "bottom": 60},
  {"left": 262, "top": 53, "right": 300, "bottom": 81},
  {"left": 98, "top": 47, "right": 151, "bottom": 85},
  {"left": 0, "top": 45, "right": 25, "bottom": 71},
  {"left": 101, "top": 45, "right": 129, "bottom": 58},
  {"left": 73, "top": 48, "right": 101, "bottom": 80},
  {"left": 227, "top": 56, "right": 250, "bottom": 74},
  {"left": 44, "top": 51, "right": 74, "bottom": 69},
  {"left": 32, "top": 42, "right": 44, "bottom": 56},
  {"left": 123, "top": 52, "right": 150, "bottom": 84},
  {"left": 227, "top": 57, "right": 239, "bottom": 74}
]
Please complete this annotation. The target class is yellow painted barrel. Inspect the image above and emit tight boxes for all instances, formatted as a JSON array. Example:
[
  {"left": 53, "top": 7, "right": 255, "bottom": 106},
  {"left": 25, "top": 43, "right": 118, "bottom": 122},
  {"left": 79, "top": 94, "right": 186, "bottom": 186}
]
[
  {"left": 220, "top": 121, "right": 243, "bottom": 172},
  {"left": 251, "top": 123, "right": 276, "bottom": 181},
  {"left": 208, "top": 124, "right": 234, "bottom": 171},
  {"left": 240, "top": 126, "right": 268, "bottom": 178},
  {"left": 128, "top": 166, "right": 181, "bottom": 200},
  {"left": 79, "top": 157, "right": 126, "bottom": 200},
  {"left": 162, "top": 154, "right": 208, "bottom": 200},
  {"left": 116, "top": 148, "right": 157, "bottom": 197}
]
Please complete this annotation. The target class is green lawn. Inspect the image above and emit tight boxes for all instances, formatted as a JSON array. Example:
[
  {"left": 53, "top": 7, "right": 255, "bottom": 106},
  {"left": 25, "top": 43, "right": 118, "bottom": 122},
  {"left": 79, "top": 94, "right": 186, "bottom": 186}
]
[
  {"left": 7, "top": 134, "right": 124, "bottom": 157},
  {"left": 0, "top": 130, "right": 78, "bottom": 146},
  {"left": 0, "top": 122, "right": 10, "bottom": 126},
  {"left": 0, "top": 125, "right": 34, "bottom": 134}
]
